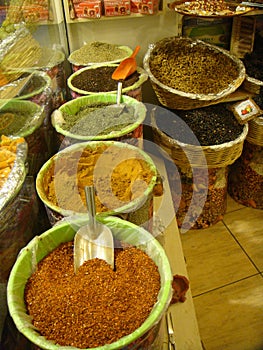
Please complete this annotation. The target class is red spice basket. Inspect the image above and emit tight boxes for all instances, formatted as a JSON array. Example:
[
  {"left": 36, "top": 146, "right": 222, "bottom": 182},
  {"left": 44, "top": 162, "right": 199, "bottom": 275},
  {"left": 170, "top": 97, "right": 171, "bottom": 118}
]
[{"left": 7, "top": 216, "right": 173, "bottom": 349}]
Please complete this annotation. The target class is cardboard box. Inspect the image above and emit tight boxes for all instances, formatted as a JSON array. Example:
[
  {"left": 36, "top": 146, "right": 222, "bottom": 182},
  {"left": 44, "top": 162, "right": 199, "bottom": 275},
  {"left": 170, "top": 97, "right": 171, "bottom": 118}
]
[
  {"left": 139, "top": 0, "right": 159, "bottom": 14},
  {"left": 104, "top": 0, "right": 130, "bottom": 16},
  {"left": 130, "top": 0, "right": 159, "bottom": 14},
  {"left": 74, "top": 1, "right": 102, "bottom": 18}
]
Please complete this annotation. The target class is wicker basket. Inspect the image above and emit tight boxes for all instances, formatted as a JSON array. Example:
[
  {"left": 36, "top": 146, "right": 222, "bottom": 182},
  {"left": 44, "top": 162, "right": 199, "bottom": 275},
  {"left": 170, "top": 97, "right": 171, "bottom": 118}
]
[
  {"left": 143, "top": 37, "right": 246, "bottom": 110},
  {"left": 247, "top": 116, "right": 263, "bottom": 147},
  {"left": 151, "top": 112, "right": 248, "bottom": 168}
]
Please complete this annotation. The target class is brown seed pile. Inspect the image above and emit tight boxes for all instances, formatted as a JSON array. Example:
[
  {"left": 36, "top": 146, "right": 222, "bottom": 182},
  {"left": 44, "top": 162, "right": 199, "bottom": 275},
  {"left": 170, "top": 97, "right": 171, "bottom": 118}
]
[
  {"left": 149, "top": 38, "right": 240, "bottom": 95},
  {"left": 25, "top": 242, "right": 161, "bottom": 349}
]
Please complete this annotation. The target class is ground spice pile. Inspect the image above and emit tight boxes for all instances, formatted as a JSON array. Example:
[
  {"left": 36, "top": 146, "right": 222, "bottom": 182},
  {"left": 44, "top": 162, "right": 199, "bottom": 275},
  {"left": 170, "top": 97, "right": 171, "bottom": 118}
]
[
  {"left": 24, "top": 242, "right": 161, "bottom": 348},
  {"left": 60, "top": 103, "right": 136, "bottom": 136},
  {"left": 71, "top": 66, "right": 139, "bottom": 92},
  {"left": 149, "top": 37, "right": 240, "bottom": 95},
  {"left": 43, "top": 144, "right": 155, "bottom": 213},
  {"left": 69, "top": 41, "right": 131, "bottom": 65}
]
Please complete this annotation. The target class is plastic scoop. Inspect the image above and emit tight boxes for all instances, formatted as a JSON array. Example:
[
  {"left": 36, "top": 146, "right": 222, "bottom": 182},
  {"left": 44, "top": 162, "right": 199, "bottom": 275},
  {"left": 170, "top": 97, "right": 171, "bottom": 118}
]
[
  {"left": 112, "top": 45, "right": 140, "bottom": 81},
  {"left": 74, "top": 185, "right": 114, "bottom": 273}
]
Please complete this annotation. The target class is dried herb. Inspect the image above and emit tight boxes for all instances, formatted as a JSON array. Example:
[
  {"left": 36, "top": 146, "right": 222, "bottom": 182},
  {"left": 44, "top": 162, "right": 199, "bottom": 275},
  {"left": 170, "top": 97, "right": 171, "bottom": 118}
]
[
  {"left": 149, "top": 38, "right": 239, "bottom": 95},
  {"left": 70, "top": 42, "right": 131, "bottom": 65},
  {"left": 61, "top": 103, "right": 136, "bottom": 136}
]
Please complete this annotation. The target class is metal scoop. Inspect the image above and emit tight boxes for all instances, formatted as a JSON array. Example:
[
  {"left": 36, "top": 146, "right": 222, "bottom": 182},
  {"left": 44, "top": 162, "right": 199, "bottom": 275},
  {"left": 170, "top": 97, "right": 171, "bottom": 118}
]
[{"left": 74, "top": 185, "right": 114, "bottom": 273}]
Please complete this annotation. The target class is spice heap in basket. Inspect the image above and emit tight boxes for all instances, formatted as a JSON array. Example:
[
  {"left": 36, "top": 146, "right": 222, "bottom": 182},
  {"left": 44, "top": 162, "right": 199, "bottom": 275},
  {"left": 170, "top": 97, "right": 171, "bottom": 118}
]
[
  {"left": 152, "top": 103, "right": 248, "bottom": 229},
  {"left": 143, "top": 36, "right": 246, "bottom": 109},
  {"left": 7, "top": 217, "right": 173, "bottom": 349},
  {"left": 24, "top": 242, "right": 161, "bottom": 348},
  {"left": 68, "top": 41, "right": 133, "bottom": 70}
]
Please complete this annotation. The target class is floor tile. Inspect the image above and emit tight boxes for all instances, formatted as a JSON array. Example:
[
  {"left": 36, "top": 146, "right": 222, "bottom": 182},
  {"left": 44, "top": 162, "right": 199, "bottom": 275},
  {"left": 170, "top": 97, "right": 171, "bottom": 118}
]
[
  {"left": 180, "top": 221, "right": 258, "bottom": 296},
  {"left": 223, "top": 207, "right": 263, "bottom": 272},
  {"left": 193, "top": 274, "right": 263, "bottom": 350},
  {"left": 226, "top": 194, "right": 245, "bottom": 213}
]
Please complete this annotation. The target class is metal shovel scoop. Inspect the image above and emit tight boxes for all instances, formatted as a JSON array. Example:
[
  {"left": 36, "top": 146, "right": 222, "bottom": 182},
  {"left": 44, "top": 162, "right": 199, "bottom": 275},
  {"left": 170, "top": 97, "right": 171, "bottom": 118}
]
[{"left": 74, "top": 185, "right": 114, "bottom": 273}]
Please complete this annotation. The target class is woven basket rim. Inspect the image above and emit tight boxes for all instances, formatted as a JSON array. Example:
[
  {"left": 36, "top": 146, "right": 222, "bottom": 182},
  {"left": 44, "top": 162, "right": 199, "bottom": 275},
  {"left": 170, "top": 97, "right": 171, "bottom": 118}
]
[
  {"left": 143, "top": 36, "right": 246, "bottom": 102},
  {"left": 67, "top": 64, "right": 148, "bottom": 95}
]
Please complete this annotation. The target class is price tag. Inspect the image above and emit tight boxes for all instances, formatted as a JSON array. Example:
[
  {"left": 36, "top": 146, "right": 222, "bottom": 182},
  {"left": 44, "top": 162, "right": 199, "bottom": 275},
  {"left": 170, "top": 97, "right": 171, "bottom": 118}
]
[{"left": 231, "top": 98, "right": 263, "bottom": 124}]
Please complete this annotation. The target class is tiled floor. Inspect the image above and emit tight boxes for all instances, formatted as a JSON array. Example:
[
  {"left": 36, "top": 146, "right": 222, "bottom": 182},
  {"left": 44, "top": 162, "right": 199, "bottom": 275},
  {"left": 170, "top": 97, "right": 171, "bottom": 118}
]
[{"left": 180, "top": 195, "right": 263, "bottom": 350}]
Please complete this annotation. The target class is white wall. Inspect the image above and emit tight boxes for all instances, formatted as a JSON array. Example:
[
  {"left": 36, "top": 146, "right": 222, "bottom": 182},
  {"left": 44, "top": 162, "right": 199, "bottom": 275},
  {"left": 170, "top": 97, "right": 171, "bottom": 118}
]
[{"left": 65, "top": 11, "right": 182, "bottom": 66}]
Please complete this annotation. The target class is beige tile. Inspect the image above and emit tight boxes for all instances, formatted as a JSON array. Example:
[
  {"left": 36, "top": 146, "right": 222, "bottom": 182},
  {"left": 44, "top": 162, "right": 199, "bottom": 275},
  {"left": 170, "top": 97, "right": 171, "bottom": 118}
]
[
  {"left": 226, "top": 194, "right": 245, "bottom": 213},
  {"left": 193, "top": 274, "right": 263, "bottom": 350},
  {"left": 223, "top": 207, "right": 263, "bottom": 272},
  {"left": 180, "top": 222, "right": 258, "bottom": 295}
]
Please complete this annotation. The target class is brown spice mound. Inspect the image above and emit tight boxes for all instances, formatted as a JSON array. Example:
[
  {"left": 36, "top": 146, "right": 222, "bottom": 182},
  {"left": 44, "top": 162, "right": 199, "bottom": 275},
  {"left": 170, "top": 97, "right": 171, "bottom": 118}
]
[
  {"left": 25, "top": 242, "right": 160, "bottom": 348},
  {"left": 149, "top": 38, "right": 240, "bottom": 95},
  {"left": 43, "top": 144, "right": 155, "bottom": 213}
]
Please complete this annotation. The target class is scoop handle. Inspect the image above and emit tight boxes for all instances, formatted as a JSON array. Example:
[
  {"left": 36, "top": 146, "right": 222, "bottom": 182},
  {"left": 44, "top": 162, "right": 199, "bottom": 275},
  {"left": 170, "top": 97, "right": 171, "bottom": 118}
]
[
  {"left": 85, "top": 186, "right": 97, "bottom": 233},
  {"left": 131, "top": 45, "right": 140, "bottom": 59}
]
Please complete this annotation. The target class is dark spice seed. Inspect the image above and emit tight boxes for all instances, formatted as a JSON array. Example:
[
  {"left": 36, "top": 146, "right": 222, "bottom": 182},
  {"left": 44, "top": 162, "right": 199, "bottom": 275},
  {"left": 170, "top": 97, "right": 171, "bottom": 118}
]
[
  {"left": 71, "top": 66, "right": 140, "bottom": 92},
  {"left": 156, "top": 103, "right": 244, "bottom": 146},
  {"left": 25, "top": 242, "right": 160, "bottom": 349}
]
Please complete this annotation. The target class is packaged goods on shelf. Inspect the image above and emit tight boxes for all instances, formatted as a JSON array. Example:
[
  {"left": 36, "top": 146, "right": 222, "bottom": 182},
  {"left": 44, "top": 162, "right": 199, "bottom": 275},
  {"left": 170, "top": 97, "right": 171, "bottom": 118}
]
[
  {"left": 182, "top": 17, "right": 232, "bottom": 49},
  {"left": 73, "top": 0, "right": 102, "bottom": 18},
  {"left": 131, "top": 0, "right": 160, "bottom": 14},
  {"left": 104, "top": 0, "right": 131, "bottom": 16}
]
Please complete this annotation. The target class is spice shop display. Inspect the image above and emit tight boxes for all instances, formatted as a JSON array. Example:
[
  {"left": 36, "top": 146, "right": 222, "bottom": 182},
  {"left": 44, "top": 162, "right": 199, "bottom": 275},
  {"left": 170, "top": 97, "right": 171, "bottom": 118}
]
[
  {"left": 25, "top": 47, "right": 67, "bottom": 109},
  {"left": 0, "top": 100, "right": 50, "bottom": 176},
  {"left": 36, "top": 141, "right": 157, "bottom": 230},
  {"left": 0, "top": 23, "right": 42, "bottom": 86},
  {"left": 7, "top": 216, "right": 173, "bottom": 349},
  {"left": 143, "top": 36, "right": 246, "bottom": 109},
  {"left": 0, "top": 136, "right": 38, "bottom": 282},
  {"left": 151, "top": 104, "right": 248, "bottom": 230},
  {"left": 67, "top": 64, "right": 148, "bottom": 101},
  {"left": 51, "top": 93, "right": 146, "bottom": 149},
  {"left": 0, "top": 70, "right": 56, "bottom": 157},
  {"left": 68, "top": 41, "right": 133, "bottom": 71},
  {"left": 228, "top": 115, "right": 263, "bottom": 209}
]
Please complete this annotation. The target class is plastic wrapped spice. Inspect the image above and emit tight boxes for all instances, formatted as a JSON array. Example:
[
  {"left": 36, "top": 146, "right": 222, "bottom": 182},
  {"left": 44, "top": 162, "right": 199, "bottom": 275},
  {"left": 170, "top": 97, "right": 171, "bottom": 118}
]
[
  {"left": 0, "top": 99, "right": 49, "bottom": 175},
  {"left": 0, "top": 136, "right": 39, "bottom": 282},
  {"left": 228, "top": 115, "right": 263, "bottom": 209}
]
